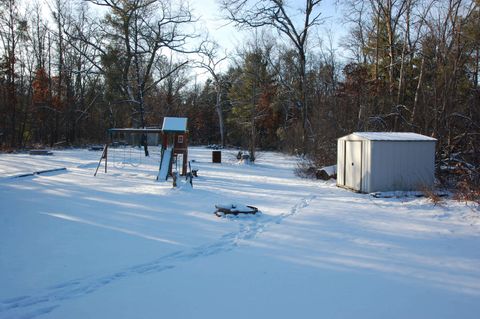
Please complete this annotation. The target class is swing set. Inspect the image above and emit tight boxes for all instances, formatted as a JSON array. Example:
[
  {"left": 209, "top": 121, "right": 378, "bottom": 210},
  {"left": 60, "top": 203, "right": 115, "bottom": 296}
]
[
  {"left": 111, "top": 145, "right": 142, "bottom": 168},
  {"left": 94, "top": 117, "right": 190, "bottom": 182}
]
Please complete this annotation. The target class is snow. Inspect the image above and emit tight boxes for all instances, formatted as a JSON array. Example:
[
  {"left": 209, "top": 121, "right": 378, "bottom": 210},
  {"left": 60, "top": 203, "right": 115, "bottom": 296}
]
[
  {"left": 162, "top": 117, "right": 188, "bottom": 132},
  {"left": 1, "top": 147, "right": 479, "bottom": 318},
  {"left": 341, "top": 132, "right": 437, "bottom": 141}
]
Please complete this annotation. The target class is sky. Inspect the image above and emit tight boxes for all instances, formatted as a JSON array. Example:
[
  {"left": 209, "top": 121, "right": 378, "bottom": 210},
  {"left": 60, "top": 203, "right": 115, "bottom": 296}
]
[
  {"left": 191, "top": 0, "right": 348, "bottom": 53},
  {"left": 188, "top": 0, "right": 349, "bottom": 80}
]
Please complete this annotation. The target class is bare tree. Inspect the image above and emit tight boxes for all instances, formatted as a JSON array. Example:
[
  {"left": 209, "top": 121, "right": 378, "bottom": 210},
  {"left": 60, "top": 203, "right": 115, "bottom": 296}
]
[
  {"left": 372, "top": 0, "right": 409, "bottom": 95},
  {"left": 0, "top": 0, "right": 24, "bottom": 146},
  {"left": 221, "top": 0, "right": 324, "bottom": 154},
  {"left": 79, "top": 0, "right": 199, "bottom": 155},
  {"left": 195, "top": 40, "right": 228, "bottom": 146},
  {"left": 341, "top": 0, "right": 371, "bottom": 64}
]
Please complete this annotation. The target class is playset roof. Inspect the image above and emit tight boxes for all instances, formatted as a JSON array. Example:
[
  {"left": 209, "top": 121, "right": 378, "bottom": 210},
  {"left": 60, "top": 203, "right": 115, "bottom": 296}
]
[{"left": 162, "top": 117, "right": 188, "bottom": 133}]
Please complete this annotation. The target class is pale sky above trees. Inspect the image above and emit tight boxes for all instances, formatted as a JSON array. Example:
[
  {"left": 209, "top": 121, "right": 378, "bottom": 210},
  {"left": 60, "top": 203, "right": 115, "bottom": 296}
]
[{"left": 192, "top": 0, "right": 344, "bottom": 49}]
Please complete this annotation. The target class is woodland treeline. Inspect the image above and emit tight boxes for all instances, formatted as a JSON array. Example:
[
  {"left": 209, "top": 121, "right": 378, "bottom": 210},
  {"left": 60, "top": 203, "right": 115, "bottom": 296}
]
[{"left": 0, "top": 0, "right": 479, "bottom": 187}]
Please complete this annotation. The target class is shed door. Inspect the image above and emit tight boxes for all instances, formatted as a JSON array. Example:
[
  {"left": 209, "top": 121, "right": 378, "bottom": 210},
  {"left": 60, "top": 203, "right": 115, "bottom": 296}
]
[{"left": 345, "top": 141, "right": 362, "bottom": 190}]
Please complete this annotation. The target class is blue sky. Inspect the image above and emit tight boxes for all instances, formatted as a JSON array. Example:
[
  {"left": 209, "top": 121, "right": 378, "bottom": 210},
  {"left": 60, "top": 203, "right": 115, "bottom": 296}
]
[
  {"left": 189, "top": 0, "right": 350, "bottom": 78},
  {"left": 191, "top": 0, "right": 347, "bottom": 51}
]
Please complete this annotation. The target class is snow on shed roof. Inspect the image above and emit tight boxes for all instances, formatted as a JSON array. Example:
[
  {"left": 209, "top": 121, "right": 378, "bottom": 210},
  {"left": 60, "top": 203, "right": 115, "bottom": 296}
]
[
  {"left": 340, "top": 132, "right": 436, "bottom": 141},
  {"left": 162, "top": 117, "right": 188, "bottom": 133}
]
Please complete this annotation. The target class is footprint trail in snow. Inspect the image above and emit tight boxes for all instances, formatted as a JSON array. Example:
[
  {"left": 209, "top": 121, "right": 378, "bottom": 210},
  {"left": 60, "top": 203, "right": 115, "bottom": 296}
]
[{"left": 0, "top": 194, "right": 317, "bottom": 319}]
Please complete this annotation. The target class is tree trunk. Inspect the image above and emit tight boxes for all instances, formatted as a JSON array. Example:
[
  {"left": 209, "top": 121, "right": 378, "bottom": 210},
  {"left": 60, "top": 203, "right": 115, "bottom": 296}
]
[
  {"left": 250, "top": 70, "right": 257, "bottom": 162},
  {"left": 411, "top": 56, "right": 425, "bottom": 123},
  {"left": 6, "top": 0, "right": 17, "bottom": 147},
  {"left": 299, "top": 53, "right": 307, "bottom": 155},
  {"left": 215, "top": 88, "right": 225, "bottom": 146},
  {"left": 397, "top": 2, "right": 411, "bottom": 106}
]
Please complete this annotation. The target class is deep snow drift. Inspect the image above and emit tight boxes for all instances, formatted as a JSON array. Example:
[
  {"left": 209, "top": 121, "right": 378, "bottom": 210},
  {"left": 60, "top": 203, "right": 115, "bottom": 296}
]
[{"left": 0, "top": 147, "right": 479, "bottom": 319}]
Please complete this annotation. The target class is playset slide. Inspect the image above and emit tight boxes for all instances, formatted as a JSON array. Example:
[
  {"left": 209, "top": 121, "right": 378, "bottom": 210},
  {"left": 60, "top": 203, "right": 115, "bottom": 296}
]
[{"left": 157, "top": 147, "right": 172, "bottom": 181}]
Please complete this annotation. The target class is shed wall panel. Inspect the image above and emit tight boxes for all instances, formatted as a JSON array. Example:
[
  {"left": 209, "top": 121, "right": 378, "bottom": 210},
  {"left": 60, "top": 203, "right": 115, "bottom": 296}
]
[
  {"left": 361, "top": 140, "right": 371, "bottom": 192},
  {"left": 337, "top": 140, "right": 345, "bottom": 187},
  {"left": 345, "top": 141, "right": 362, "bottom": 190},
  {"left": 369, "top": 141, "right": 435, "bottom": 192}
]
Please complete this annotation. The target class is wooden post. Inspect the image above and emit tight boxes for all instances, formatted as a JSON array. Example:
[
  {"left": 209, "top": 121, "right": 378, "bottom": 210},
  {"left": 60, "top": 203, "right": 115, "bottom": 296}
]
[
  {"left": 183, "top": 132, "right": 189, "bottom": 175},
  {"left": 94, "top": 144, "right": 108, "bottom": 176},
  {"left": 105, "top": 144, "right": 108, "bottom": 173},
  {"left": 183, "top": 151, "right": 188, "bottom": 176},
  {"left": 162, "top": 133, "right": 168, "bottom": 149}
]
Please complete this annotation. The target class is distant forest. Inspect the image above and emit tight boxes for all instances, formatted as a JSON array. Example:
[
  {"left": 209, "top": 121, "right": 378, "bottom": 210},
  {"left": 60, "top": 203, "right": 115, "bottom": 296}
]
[{"left": 1, "top": 0, "right": 479, "bottom": 188}]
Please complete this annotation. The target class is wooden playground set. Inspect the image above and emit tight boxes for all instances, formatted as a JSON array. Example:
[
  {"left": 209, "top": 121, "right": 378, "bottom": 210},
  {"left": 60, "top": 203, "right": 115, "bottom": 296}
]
[
  {"left": 94, "top": 117, "right": 191, "bottom": 183},
  {"left": 93, "top": 117, "right": 259, "bottom": 215}
]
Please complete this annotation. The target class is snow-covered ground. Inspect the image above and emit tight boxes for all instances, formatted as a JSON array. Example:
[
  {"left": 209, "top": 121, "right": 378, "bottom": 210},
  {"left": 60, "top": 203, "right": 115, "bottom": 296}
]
[{"left": 0, "top": 147, "right": 479, "bottom": 319}]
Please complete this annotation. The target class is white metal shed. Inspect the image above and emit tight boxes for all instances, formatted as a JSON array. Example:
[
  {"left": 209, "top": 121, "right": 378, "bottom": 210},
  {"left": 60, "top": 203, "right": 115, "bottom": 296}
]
[{"left": 337, "top": 132, "right": 436, "bottom": 193}]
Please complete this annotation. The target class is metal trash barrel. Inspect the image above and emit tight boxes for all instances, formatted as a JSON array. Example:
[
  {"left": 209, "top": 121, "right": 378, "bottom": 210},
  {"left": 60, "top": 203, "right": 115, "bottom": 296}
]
[{"left": 212, "top": 150, "right": 221, "bottom": 163}]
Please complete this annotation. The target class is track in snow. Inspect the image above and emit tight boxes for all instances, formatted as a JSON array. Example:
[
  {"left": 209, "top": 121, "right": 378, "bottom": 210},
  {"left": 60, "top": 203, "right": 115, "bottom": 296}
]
[{"left": 0, "top": 195, "right": 317, "bottom": 319}]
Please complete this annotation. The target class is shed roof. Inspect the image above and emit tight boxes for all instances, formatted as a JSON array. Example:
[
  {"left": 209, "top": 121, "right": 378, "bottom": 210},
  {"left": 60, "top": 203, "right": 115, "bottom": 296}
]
[
  {"left": 162, "top": 117, "right": 188, "bottom": 133},
  {"left": 340, "top": 132, "right": 436, "bottom": 141}
]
